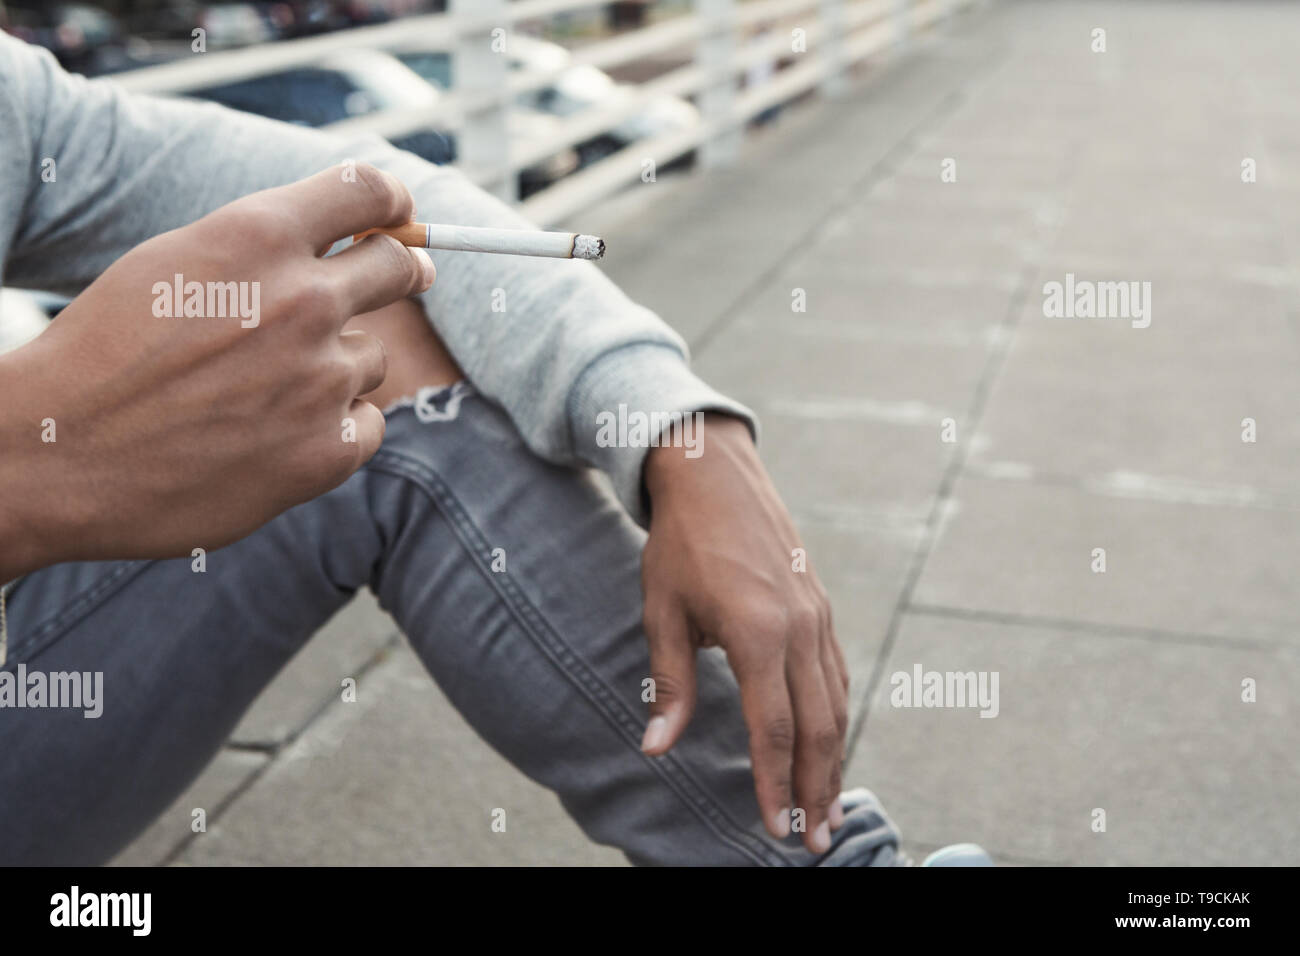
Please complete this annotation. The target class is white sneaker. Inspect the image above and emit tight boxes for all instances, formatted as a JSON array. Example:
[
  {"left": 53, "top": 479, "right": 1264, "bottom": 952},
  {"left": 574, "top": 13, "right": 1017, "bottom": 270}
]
[{"left": 921, "top": 843, "right": 994, "bottom": 866}]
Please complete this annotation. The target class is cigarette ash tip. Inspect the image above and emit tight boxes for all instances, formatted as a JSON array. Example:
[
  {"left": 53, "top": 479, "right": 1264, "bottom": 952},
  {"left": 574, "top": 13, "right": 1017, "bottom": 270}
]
[{"left": 573, "top": 235, "right": 605, "bottom": 260}]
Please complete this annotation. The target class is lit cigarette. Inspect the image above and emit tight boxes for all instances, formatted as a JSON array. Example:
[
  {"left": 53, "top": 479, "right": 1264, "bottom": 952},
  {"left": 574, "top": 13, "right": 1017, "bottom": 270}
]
[{"left": 353, "top": 222, "right": 605, "bottom": 260}]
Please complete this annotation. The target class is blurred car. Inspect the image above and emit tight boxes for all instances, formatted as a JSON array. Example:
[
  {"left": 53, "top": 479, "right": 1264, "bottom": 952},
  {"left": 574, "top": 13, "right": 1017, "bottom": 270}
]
[
  {"left": 199, "top": 3, "right": 275, "bottom": 49},
  {"left": 1, "top": 2, "right": 123, "bottom": 74},
  {"left": 393, "top": 34, "right": 700, "bottom": 166},
  {"left": 272, "top": 1, "right": 354, "bottom": 37},
  {"left": 342, "top": 0, "right": 442, "bottom": 28},
  {"left": 120, "top": 1, "right": 347, "bottom": 44},
  {"left": 192, "top": 48, "right": 441, "bottom": 127},
  {"left": 186, "top": 49, "right": 576, "bottom": 195}
]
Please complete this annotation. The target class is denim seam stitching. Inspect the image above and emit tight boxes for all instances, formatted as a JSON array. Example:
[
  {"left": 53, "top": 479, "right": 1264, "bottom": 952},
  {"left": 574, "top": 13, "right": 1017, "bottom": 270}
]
[
  {"left": 2, "top": 560, "right": 151, "bottom": 668},
  {"left": 369, "top": 447, "right": 789, "bottom": 866}
]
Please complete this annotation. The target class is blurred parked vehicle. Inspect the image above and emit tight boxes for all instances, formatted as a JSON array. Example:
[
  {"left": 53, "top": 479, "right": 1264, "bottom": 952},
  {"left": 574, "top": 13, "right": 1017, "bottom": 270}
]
[
  {"left": 186, "top": 49, "right": 576, "bottom": 195},
  {"left": 394, "top": 34, "right": 699, "bottom": 166},
  {"left": 271, "top": 0, "right": 355, "bottom": 37},
  {"left": 199, "top": 3, "right": 274, "bottom": 49},
  {"left": 607, "top": 1, "right": 652, "bottom": 31},
  {"left": 1, "top": 2, "right": 123, "bottom": 74},
  {"left": 192, "top": 48, "right": 441, "bottom": 127},
  {"left": 342, "top": 0, "right": 442, "bottom": 28}
]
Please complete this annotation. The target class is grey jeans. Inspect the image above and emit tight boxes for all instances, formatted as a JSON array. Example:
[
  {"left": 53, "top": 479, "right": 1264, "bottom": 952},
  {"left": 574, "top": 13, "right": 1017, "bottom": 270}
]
[{"left": 0, "top": 384, "right": 902, "bottom": 866}]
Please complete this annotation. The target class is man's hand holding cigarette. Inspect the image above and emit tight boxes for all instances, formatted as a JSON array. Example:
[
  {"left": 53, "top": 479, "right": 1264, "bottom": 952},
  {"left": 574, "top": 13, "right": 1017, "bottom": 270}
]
[{"left": 0, "top": 166, "right": 433, "bottom": 578}]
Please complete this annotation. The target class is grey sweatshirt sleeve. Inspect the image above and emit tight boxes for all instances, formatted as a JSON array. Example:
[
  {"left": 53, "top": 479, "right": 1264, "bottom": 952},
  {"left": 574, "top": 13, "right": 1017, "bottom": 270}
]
[{"left": 0, "top": 35, "right": 755, "bottom": 523}]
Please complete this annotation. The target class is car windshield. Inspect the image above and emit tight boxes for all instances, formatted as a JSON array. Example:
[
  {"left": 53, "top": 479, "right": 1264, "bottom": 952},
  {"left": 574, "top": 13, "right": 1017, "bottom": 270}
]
[
  {"left": 395, "top": 51, "right": 452, "bottom": 89},
  {"left": 333, "top": 54, "right": 441, "bottom": 112},
  {"left": 193, "top": 69, "right": 363, "bottom": 126},
  {"left": 515, "top": 86, "right": 580, "bottom": 116}
]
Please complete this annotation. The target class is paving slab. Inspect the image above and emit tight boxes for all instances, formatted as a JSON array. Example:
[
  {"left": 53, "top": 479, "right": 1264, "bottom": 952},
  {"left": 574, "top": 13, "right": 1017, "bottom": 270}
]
[
  {"left": 231, "top": 589, "right": 400, "bottom": 747},
  {"left": 179, "top": 643, "right": 625, "bottom": 866},
  {"left": 110, "top": 749, "right": 268, "bottom": 867},
  {"left": 967, "top": 275, "right": 1300, "bottom": 500},
  {"left": 913, "top": 474, "right": 1300, "bottom": 645},
  {"left": 743, "top": 413, "right": 953, "bottom": 523},
  {"left": 849, "top": 612, "right": 1300, "bottom": 865},
  {"left": 792, "top": 523, "right": 918, "bottom": 709},
  {"left": 697, "top": 316, "right": 987, "bottom": 420},
  {"left": 570, "top": 10, "right": 998, "bottom": 347}
]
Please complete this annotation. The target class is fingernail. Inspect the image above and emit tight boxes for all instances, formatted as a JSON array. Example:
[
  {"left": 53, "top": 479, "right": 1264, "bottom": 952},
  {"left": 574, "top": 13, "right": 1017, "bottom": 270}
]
[
  {"left": 411, "top": 247, "right": 436, "bottom": 287},
  {"left": 829, "top": 797, "right": 845, "bottom": 830},
  {"left": 772, "top": 808, "right": 791, "bottom": 839},
  {"left": 811, "top": 820, "right": 831, "bottom": 854},
  {"left": 641, "top": 716, "right": 669, "bottom": 753}
]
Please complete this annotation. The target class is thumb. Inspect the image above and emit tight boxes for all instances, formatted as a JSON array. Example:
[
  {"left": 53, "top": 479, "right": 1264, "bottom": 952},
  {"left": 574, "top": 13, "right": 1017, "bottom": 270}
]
[{"left": 640, "top": 601, "right": 698, "bottom": 756}]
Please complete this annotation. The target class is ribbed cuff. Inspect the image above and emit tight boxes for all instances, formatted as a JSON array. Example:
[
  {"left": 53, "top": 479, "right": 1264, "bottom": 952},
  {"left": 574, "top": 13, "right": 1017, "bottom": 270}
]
[{"left": 569, "top": 342, "right": 759, "bottom": 526}]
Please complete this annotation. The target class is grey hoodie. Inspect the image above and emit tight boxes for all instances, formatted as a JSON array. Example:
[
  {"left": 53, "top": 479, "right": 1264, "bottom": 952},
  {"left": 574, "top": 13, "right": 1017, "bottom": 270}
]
[{"left": 0, "top": 33, "right": 754, "bottom": 527}]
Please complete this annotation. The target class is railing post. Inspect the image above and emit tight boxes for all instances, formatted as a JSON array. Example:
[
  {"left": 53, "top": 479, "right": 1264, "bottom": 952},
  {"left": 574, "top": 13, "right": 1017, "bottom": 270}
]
[
  {"left": 696, "top": 0, "right": 740, "bottom": 168},
  {"left": 452, "top": 0, "right": 515, "bottom": 203},
  {"left": 819, "top": 0, "right": 847, "bottom": 97},
  {"left": 893, "top": 0, "right": 911, "bottom": 52}
]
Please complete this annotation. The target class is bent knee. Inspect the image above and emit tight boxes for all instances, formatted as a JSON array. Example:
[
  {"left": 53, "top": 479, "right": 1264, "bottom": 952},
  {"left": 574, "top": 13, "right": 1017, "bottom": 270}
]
[{"left": 344, "top": 297, "right": 463, "bottom": 410}]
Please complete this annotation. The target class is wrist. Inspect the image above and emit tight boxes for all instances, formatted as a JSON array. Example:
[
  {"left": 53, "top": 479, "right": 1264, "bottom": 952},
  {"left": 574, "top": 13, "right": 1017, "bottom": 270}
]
[
  {"left": 644, "top": 411, "right": 756, "bottom": 502},
  {"left": 0, "top": 346, "right": 69, "bottom": 579}
]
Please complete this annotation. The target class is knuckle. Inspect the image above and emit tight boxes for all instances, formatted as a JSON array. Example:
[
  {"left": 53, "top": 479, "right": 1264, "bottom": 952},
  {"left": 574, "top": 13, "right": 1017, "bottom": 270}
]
[
  {"left": 781, "top": 605, "right": 824, "bottom": 661},
  {"left": 368, "top": 231, "right": 403, "bottom": 267},
  {"left": 831, "top": 704, "right": 848, "bottom": 738},
  {"left": 352, "top": 161, "right": 392, "bottom": 200},
  {"left": 283, "top": 277, "right": 342, "bottom": 325},
  {"left": 647, "top": 671, "right": 687, "bottom": 705},
  {"left": 808, "top": 785, "right": 837, "bottom": 810},
  {"left": 373, "top": 234, "right": 418, "bottom": 284},
  {"left": 758, "top": 717, "right": 796, "bottom": 754},
  {"left": 367, "top": 334, "right": 389, "bottom": 381},
  {"left": 766, "top": 773, "right": 793, "bottom": 800},
  {"left": 789, "top": 602, "right": 821, "bottom": 637},
  {"left": 728, "top": 640, "right": 785, "bottom": 681},
  {"left": 224, "top": 199, "right": 293, "bottom": 250},
  {"left": 327, "top": 353, "right": 358, "bottom": 396},
  {"left": 816, "top": 595, "right": 833, "bottom": 629},
  {"left": 728, "top": 606, "right": 788, "bottom": 646},
  {"left": 808, "top": 725, "right": 841, "bottom": 758},
  {"left": 353, "top": 163, "right": 410, "bottom": 221},
  {"left": 401, "top": 250, "right": 426, "bottom": 294}
]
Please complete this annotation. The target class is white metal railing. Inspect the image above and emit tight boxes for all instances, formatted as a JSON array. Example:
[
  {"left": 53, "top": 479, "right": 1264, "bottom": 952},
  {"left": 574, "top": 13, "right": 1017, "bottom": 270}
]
[{"left": 109, "top": 0, "right": 979, "bottom": 222}]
